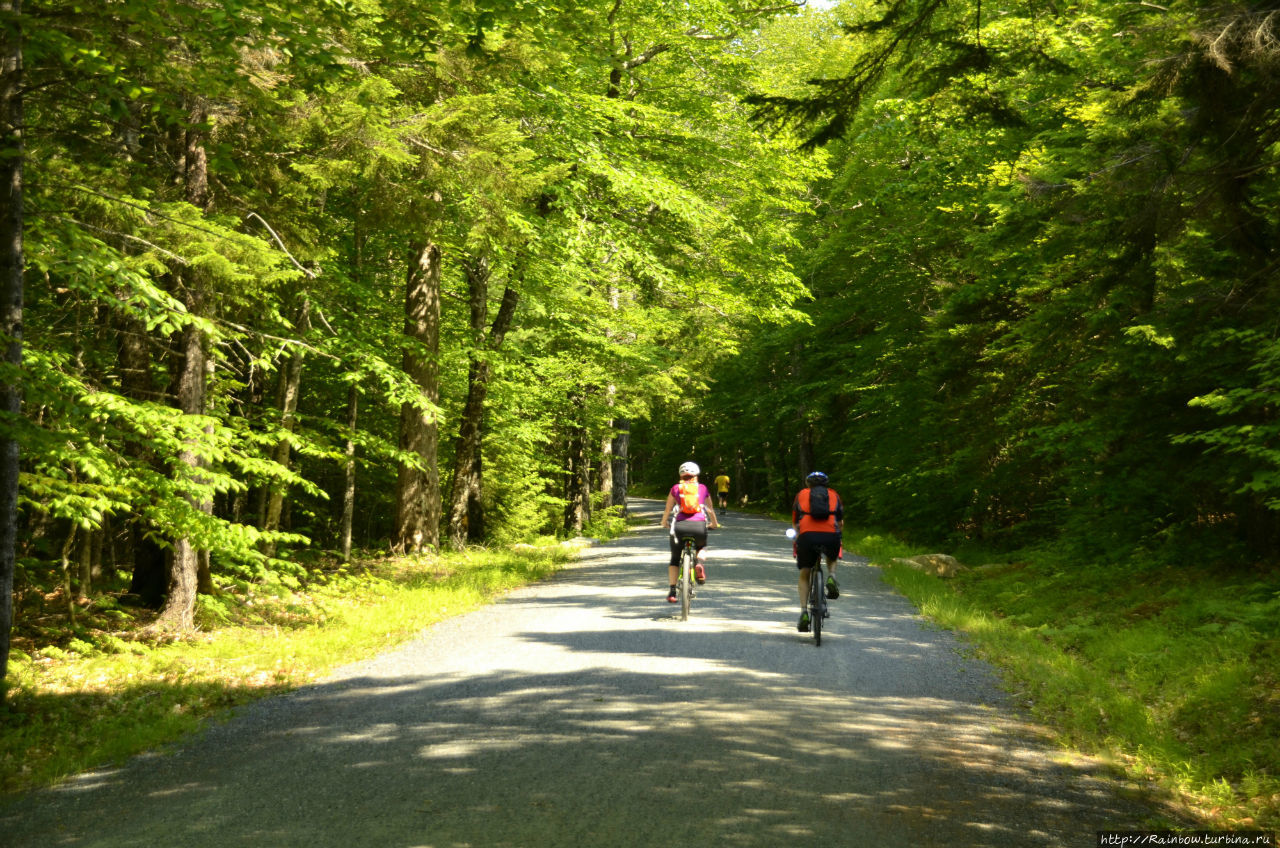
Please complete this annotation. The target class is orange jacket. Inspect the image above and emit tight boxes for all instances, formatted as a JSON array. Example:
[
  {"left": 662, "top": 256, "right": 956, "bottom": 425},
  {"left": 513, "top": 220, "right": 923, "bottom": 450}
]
[{"left": 792, "top": 486, "right": 843, "bottom": 534}]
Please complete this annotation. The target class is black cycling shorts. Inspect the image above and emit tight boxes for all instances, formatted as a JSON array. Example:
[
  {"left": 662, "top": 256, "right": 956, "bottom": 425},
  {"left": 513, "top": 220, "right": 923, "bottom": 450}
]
[
  {"left": 669, "top": 520, "right": 708, "bottom": 566},
  {"left": 795, "top": 531, "right": 841, "bottom": 570}
]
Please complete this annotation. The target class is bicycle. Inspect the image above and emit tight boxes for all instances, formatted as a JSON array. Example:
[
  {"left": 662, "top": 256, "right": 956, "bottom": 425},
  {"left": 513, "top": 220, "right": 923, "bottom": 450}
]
[{"left": 788, "top": 528, "right": 830, "bottom": 645}]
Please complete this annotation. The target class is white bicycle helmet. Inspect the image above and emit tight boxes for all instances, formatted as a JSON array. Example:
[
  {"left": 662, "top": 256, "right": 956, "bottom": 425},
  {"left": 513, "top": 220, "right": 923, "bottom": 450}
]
[{"left": 678, "top": 461, "right": 700, "bottom": 476}]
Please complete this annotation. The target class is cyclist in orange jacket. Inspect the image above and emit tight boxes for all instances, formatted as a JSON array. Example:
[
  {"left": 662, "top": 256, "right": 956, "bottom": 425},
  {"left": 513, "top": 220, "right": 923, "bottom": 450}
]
[{"left": 791, "top": 471, "right": 842, "bottom": 632}]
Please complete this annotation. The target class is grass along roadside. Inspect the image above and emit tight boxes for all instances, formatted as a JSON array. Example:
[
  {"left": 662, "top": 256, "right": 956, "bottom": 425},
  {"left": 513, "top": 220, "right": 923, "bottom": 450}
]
[
  {"left": 847, "top": 530, "right": 1280, "bottom": 831},
  {"left": 0, "top": 543, "right": 577, "bottom": 796}
]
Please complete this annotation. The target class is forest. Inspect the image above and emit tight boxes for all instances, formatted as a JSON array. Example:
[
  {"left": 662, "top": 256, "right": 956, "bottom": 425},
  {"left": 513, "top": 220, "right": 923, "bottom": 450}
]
[
  {"left": 640, "top": 0, "right": 1280, "bottom": 572},
  {"left": 1, "top": 0, "right": 1278, "bottom": 727},
  {"left": 0, "top": 0, "right": 823, "bottom": 691}
]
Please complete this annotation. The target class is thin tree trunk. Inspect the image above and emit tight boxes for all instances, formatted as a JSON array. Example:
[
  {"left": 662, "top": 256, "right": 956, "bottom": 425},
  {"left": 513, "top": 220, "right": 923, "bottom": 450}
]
[
  {"left": 77, "top": 527, "right": 92, "bottom": 601},
  {"left": 0, "top": 0, "right": 23, "bottom": 702},
  {"left": 262, "top": 299, "right": 311, "bottom": 556},
  {"left": 393, "top": 242, "right": 442, "bottom": 553},
  {"left": 59, "top": 522, "right": 76, "bottom": 625},
  {"left": 341, "top": 383, "right": 357, "bottom": 562},
  {"left": 763, "top": 433, "right": 780, "bottom": 509}
]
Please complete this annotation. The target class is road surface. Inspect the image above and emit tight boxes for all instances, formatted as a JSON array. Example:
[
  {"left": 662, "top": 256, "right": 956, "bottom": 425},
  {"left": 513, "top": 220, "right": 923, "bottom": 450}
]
[{"left": 1, "top": 499, "right": 1169, "bottom": 847}]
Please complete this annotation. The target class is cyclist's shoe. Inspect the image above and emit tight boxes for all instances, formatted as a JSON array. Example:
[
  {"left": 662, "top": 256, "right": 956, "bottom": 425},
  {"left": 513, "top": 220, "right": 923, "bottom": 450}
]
[
  {"left": 694, "top": 563, "right": 707, "bottom": 585},
  {"left": 826, "top": 575, "right": 840, "bottom": 599},
  {"left": 797, "top": 611, "right": 811, "bottom": 632},
  {"left": 667, "top": 586, "right": 678, "bottom": 603}
]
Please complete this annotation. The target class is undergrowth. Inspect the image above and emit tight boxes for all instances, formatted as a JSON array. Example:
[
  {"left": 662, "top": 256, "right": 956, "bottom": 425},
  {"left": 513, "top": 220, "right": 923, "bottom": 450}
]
[{"left": 845, "top": 528, "right": 1280, "bottom": 831}]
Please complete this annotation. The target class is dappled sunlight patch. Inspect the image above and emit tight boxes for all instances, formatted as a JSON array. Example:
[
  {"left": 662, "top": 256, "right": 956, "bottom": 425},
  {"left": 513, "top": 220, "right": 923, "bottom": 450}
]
[{"left": 49, "top": 767, "right": 126, "bottom": 795}]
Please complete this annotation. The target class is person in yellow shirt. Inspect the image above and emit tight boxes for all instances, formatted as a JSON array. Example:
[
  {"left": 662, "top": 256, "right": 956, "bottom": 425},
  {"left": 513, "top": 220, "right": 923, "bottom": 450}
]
[{"left": 713, "top": 473, "right": 730, "bottom": 511}]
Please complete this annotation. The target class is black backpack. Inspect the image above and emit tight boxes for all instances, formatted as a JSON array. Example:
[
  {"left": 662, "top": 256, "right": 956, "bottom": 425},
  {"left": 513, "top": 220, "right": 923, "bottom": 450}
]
[{"left": 807, "top": 486, "right": 832, "bottom": 521}]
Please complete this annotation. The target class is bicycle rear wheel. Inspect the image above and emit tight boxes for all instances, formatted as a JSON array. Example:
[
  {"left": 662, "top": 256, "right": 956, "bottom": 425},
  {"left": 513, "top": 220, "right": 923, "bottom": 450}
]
[
  {"left": 810, "top": 561, "right": 824, "bottom": 646},
  {"left": 680, "top": 545, "right": 693, "bottom": 621}
]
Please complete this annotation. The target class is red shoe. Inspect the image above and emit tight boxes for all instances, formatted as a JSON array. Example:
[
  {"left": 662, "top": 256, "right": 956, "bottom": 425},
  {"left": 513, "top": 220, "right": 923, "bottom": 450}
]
[
  {"left": 667, "top": 587, "right": 678, "bottom": 603},
  {"left": 694, "top": 563, "right": 706, "bottom": 585}
]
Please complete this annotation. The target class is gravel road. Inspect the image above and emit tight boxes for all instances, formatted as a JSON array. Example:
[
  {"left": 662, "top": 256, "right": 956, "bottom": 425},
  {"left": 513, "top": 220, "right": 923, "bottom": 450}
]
[{"left": 2, "top": 499, "right": 1169, "bottom": 847}]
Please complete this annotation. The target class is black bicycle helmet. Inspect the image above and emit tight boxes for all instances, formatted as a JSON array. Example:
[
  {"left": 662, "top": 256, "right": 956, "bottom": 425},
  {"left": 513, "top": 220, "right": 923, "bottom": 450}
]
[{"left": 806, "top": 471, "right": 828, "bottom": 485}]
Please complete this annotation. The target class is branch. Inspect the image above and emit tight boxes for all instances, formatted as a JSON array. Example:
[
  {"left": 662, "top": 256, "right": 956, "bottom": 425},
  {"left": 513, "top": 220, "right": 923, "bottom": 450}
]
[
  {"left": 620, "top": 3, "right": 804, "bottom": 72},
  {"left": 46, "top": 215, "right": 190, "bottom": 266},
  {"left": 623, "top": 44, "right": 671, "bottom": 69},
  {"left": 737, "top": 1, "right": 808, "bottom": 15},
  {"left": 312, "top": 306, "right": 338, "bottom": 335},
  {"left": 749, "top": 0, "right": 949, "bottom": 147},
  {"left": 404, "top": 135, "right": 465, "bottom": 161},
  {"left": 245, "top": 212, "right": 317, "bottom": 279},
  {"left": 52, "top": 181, "right": 233, "bottom": 241},
  {"left": 218, "top": 320, "right": 337, "bottom": 361}
]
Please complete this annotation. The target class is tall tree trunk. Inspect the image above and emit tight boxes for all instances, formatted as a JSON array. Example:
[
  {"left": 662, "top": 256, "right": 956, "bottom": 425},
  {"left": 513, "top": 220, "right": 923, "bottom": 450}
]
[
  {"left": 0, "top": 0, "right": 23, "bottom": 702},
  {"left": 599, "top": 430, "right": 614, "bottom": 510},
  {"left": 446, "top": 255, "right": 490, "bottom": 550},
  {"left": 341, "top": 210, "right": 365, "bottom": 562},
  {"left": 599, "top": 283, "right": 620, "bottom": 512},
  {"left": 58, "top": 522, "right": 76, "bottom": 624},
  {"left": 798, "top": 421, "right": 814, "bottom": 481},
  {"left": 465, "top": 452, "right": 484, "bottom": 542},
  {"left": 154, "top": 106, "right": 210, "bottom": 632},
  {"left": 563, "top": 397, "right": 591, "bottom": 533},
  {"left": 262, "top": 299, "right": 311, "bottom": 556},
  {"left": 393, "top": 242, "right": 442, "bottom": 553},
  {"left": 734, "top": 447, "right": 747, "bottom": 507},
  {"left": 341, "top": 383, "right": 357, "bottom": 562},
  {"left": 91, "top": 522, "right": 106, "bottom": 582},
  {"left": 197, "top": 549, "right": 214, "bottom": 596},
  {"left": 155, "top": 291, "right": 206, "bottom": 631},
  {"left": 233, "top": 353, "right": 264, "bottom": 525},
  {"left": 447, "top": 256, "right": 519, "bottom": 550},
  {"left": 117, "top": 312, "right": 166, "bottom": 606},
  {"left": 76, "top": 527, "right": 92, "bottom": 601},
  {"left": 611, "top": 418, "right": 630, "bottom": 515}
]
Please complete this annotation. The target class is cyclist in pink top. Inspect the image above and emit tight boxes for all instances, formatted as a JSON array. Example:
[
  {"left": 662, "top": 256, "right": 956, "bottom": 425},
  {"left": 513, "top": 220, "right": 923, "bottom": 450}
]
[{"left": 659, "top": 461, "right": 720, "bottom": 602}]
